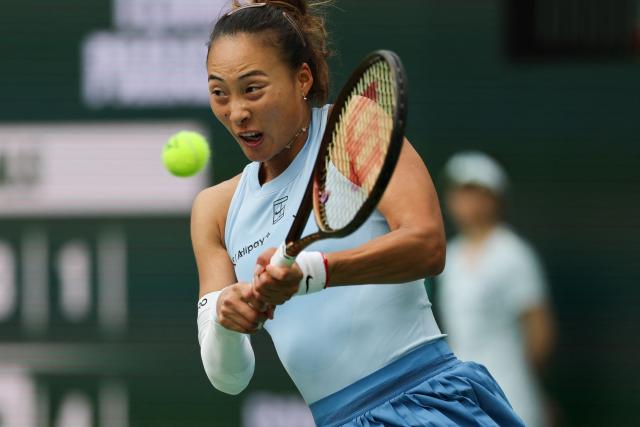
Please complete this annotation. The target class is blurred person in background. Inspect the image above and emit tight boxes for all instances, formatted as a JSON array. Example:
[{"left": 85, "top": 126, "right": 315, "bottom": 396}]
[{"left": 437, "top": 151, "right": 556, "bottom": 427}]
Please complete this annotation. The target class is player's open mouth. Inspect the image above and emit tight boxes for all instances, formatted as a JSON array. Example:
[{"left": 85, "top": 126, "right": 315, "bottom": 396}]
[{"left": 239, "top": 131, "right": 264, "bottom": 147}]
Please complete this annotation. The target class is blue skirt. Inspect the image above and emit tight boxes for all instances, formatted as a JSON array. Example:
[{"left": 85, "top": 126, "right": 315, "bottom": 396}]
[{"left": 309, "top": 339, "right": 525, "bottom": 427}]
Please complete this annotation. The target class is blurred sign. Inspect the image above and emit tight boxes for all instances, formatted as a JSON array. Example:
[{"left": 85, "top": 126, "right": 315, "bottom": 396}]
[
  {"left": 113, "top": 0, "right": 227, "bottom": 31},
  {"left": 0, "top": 368, "right": 37, "bottom": 427},
  {"left": 242, "top": 392, "right": 315, "bottom": 427},
  {"left": 82, "top": 0, "right": 228, "bottom": 108},
  {"left": 0, "top": 122, "right": 210, "bottom": 216},
  {"left": 0, "top": 367, "right": 128, "bottom": 427},
  {"left": 82, "top": 34, "right": 210, "bottom": 108}
]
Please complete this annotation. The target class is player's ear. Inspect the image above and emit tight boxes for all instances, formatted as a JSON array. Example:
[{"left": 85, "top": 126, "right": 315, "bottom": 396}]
[{"left": 298, "top": 63, "right": 313, "bottom": 99}]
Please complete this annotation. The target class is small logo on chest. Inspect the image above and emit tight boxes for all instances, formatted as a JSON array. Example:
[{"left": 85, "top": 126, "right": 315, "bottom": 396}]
[{"left": 273, "top": 196, "right": 288, "bottom": 224}]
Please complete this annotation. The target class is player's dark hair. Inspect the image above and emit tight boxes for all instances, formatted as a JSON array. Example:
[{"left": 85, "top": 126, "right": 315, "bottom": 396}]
[{"left": 208, "top": 0, "right": 332, "bottom": 105}]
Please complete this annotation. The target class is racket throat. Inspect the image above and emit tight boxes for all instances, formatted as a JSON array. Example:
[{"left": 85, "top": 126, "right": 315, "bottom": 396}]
[{"left": 285, "top": 233, "right": 323, "bottom": 258}]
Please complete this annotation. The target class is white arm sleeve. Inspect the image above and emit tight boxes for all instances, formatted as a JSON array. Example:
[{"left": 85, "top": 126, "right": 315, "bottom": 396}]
[{"left": 197, "top": 291, "right": 255, "bottom": 395}]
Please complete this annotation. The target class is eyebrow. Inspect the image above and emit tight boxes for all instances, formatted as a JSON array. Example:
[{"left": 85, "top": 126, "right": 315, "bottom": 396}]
[{"left": 208, "top": 70, "right": 268, "bottom": 82}]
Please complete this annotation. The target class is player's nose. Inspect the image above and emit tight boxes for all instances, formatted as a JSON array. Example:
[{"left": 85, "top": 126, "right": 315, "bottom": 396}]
[{"left": 229, "top": 99, "right": 250, "bottom": 125}]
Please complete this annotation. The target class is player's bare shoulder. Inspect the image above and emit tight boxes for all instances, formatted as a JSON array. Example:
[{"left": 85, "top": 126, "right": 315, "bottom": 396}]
[
  {"left": 193, "top": 175, "right": 241, "bottom": 213},
  {"left": 191, "top": 174, "right": 242, "bottom": 243}
]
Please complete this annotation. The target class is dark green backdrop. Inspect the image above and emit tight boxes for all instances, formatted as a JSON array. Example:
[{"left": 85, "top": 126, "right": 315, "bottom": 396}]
[{"left": 1, "top": 1, "right": 638, "bottom": 426}]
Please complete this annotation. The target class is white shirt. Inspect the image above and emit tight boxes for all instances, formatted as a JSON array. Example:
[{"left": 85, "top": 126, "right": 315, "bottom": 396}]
[{"left": 437, "top": 225, "right": 548, "bottom": 427}]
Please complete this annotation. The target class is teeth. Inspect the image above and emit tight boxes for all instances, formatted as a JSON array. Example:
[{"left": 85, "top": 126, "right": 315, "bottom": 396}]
[{"left": 241, "top": 132, "right": 260, "bottom": 137}]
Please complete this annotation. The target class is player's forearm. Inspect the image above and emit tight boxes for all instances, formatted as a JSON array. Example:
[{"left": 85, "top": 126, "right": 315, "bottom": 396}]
[
  {"left": 326, "top": 225, "right": 445, "bottom": 285},
  {"left": 197, "top": 292, "right": 255, "bottom": 395},
  {"left": 200, "top": 322, "right": 255, "bottom": 394}
]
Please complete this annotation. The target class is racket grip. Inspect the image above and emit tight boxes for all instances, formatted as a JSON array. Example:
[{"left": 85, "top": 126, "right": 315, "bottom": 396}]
[{"left": 270, "top": 242, "right": 296, "bottom": 267}]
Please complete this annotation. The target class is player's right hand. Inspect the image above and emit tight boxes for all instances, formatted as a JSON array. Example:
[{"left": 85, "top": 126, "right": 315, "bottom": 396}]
[
  {"left": 252, "top": 247, "right": 303, "bottom": 305},
  {"left": 216, "top": 283, "right": 271, "bottom": 334}
]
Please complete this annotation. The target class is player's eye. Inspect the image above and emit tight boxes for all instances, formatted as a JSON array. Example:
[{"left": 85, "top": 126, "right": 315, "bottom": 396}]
[
  {"left": 246, "top": 85, "right": 263, "bottom": 94},
  {"left": 209, "top": 88, "right": 226, "bottom": 97}
]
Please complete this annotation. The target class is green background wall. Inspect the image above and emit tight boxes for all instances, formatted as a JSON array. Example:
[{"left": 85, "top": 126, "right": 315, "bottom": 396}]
[{"left": 1, "top": 1, "right": 638, "bottom": 426}]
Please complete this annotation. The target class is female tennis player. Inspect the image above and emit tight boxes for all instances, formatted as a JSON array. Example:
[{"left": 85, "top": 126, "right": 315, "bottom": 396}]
[{"left": 193, "top": 1, "right": 525, "bottom": 425}]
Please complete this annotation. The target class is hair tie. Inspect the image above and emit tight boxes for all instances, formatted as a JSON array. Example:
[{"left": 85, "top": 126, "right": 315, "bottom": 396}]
[
  {"left": 226, "top": 2, "right": 266, "bottom": 16},
  {"left": 282, "top": 11, "right": 307, "bottom": 47}
]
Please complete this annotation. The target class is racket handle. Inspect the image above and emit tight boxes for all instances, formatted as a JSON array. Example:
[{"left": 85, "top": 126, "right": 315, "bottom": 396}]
[{"left": 270, "top": 242, "right": 296, "bottom": 267}]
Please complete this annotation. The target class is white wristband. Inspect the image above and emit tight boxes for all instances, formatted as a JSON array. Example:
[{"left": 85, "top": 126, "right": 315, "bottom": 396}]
[{"left": 294, "top": 251, "right": 329, "bottom": 296}]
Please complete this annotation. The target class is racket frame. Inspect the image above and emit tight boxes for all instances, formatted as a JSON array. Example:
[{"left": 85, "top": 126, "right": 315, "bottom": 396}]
[{"left": 282, "top": 50, "right": 408, "bottom": 258}]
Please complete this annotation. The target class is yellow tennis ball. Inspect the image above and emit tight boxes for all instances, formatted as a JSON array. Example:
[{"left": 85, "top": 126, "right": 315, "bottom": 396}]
[{"left": 162, "top": 131, "right": 211, "bottom": 177}]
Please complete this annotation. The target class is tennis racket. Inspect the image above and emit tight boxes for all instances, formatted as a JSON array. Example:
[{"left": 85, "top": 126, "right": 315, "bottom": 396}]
[{"left": 270, "top": 49, "right": 408, "bottom": 267}]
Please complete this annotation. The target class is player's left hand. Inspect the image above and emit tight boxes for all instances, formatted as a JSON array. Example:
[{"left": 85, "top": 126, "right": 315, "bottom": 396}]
[{"left": 253, "top": 247, "right": 303, "bottom": 305}]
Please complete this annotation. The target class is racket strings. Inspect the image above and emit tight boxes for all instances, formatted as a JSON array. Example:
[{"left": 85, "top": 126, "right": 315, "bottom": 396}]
[{"left": 318, "top": 60, "right": 396, "bottom": 230}]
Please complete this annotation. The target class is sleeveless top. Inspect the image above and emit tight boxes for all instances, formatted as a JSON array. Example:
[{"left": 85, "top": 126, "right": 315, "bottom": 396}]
[{"left": 225, "top": 105, "right": 444, "bottom": 403}]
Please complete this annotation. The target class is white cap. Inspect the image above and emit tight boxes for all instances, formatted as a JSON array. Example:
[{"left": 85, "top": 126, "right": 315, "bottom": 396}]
[{"left": 444, "top": 151, "right": 508, "bottom": 194}]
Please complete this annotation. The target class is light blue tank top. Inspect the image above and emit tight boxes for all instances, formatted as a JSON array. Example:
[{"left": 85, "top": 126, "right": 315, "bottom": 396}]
[{"left": 225, "top": 105, "right": 444, "bottom": 403}]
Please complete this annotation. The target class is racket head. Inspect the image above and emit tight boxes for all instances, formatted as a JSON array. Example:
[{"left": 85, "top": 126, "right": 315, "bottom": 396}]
[{"left": 312, "top": 50, "right": 408, "bottom": 237}]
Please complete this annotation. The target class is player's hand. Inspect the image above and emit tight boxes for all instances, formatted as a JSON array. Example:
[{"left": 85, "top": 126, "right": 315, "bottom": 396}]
[
  {"left": 216, "top": 283, "right": 271, "bottom": 334},
  {"left": 253, "top": 247, "right": 303, "bottom": 305}
]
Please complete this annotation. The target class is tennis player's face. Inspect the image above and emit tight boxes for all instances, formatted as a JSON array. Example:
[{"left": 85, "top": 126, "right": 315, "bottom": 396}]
[
  {"left": 207, "top": 33, "right": 311, "bottom": 165},
  {"left": 446, "top": 185, "right": 500, "bottom": 232}
]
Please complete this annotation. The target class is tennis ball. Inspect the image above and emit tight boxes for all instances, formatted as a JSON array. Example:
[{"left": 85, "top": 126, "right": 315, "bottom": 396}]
[{"left": 162, "top": 131, "right": 211, "bottom": 177}]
